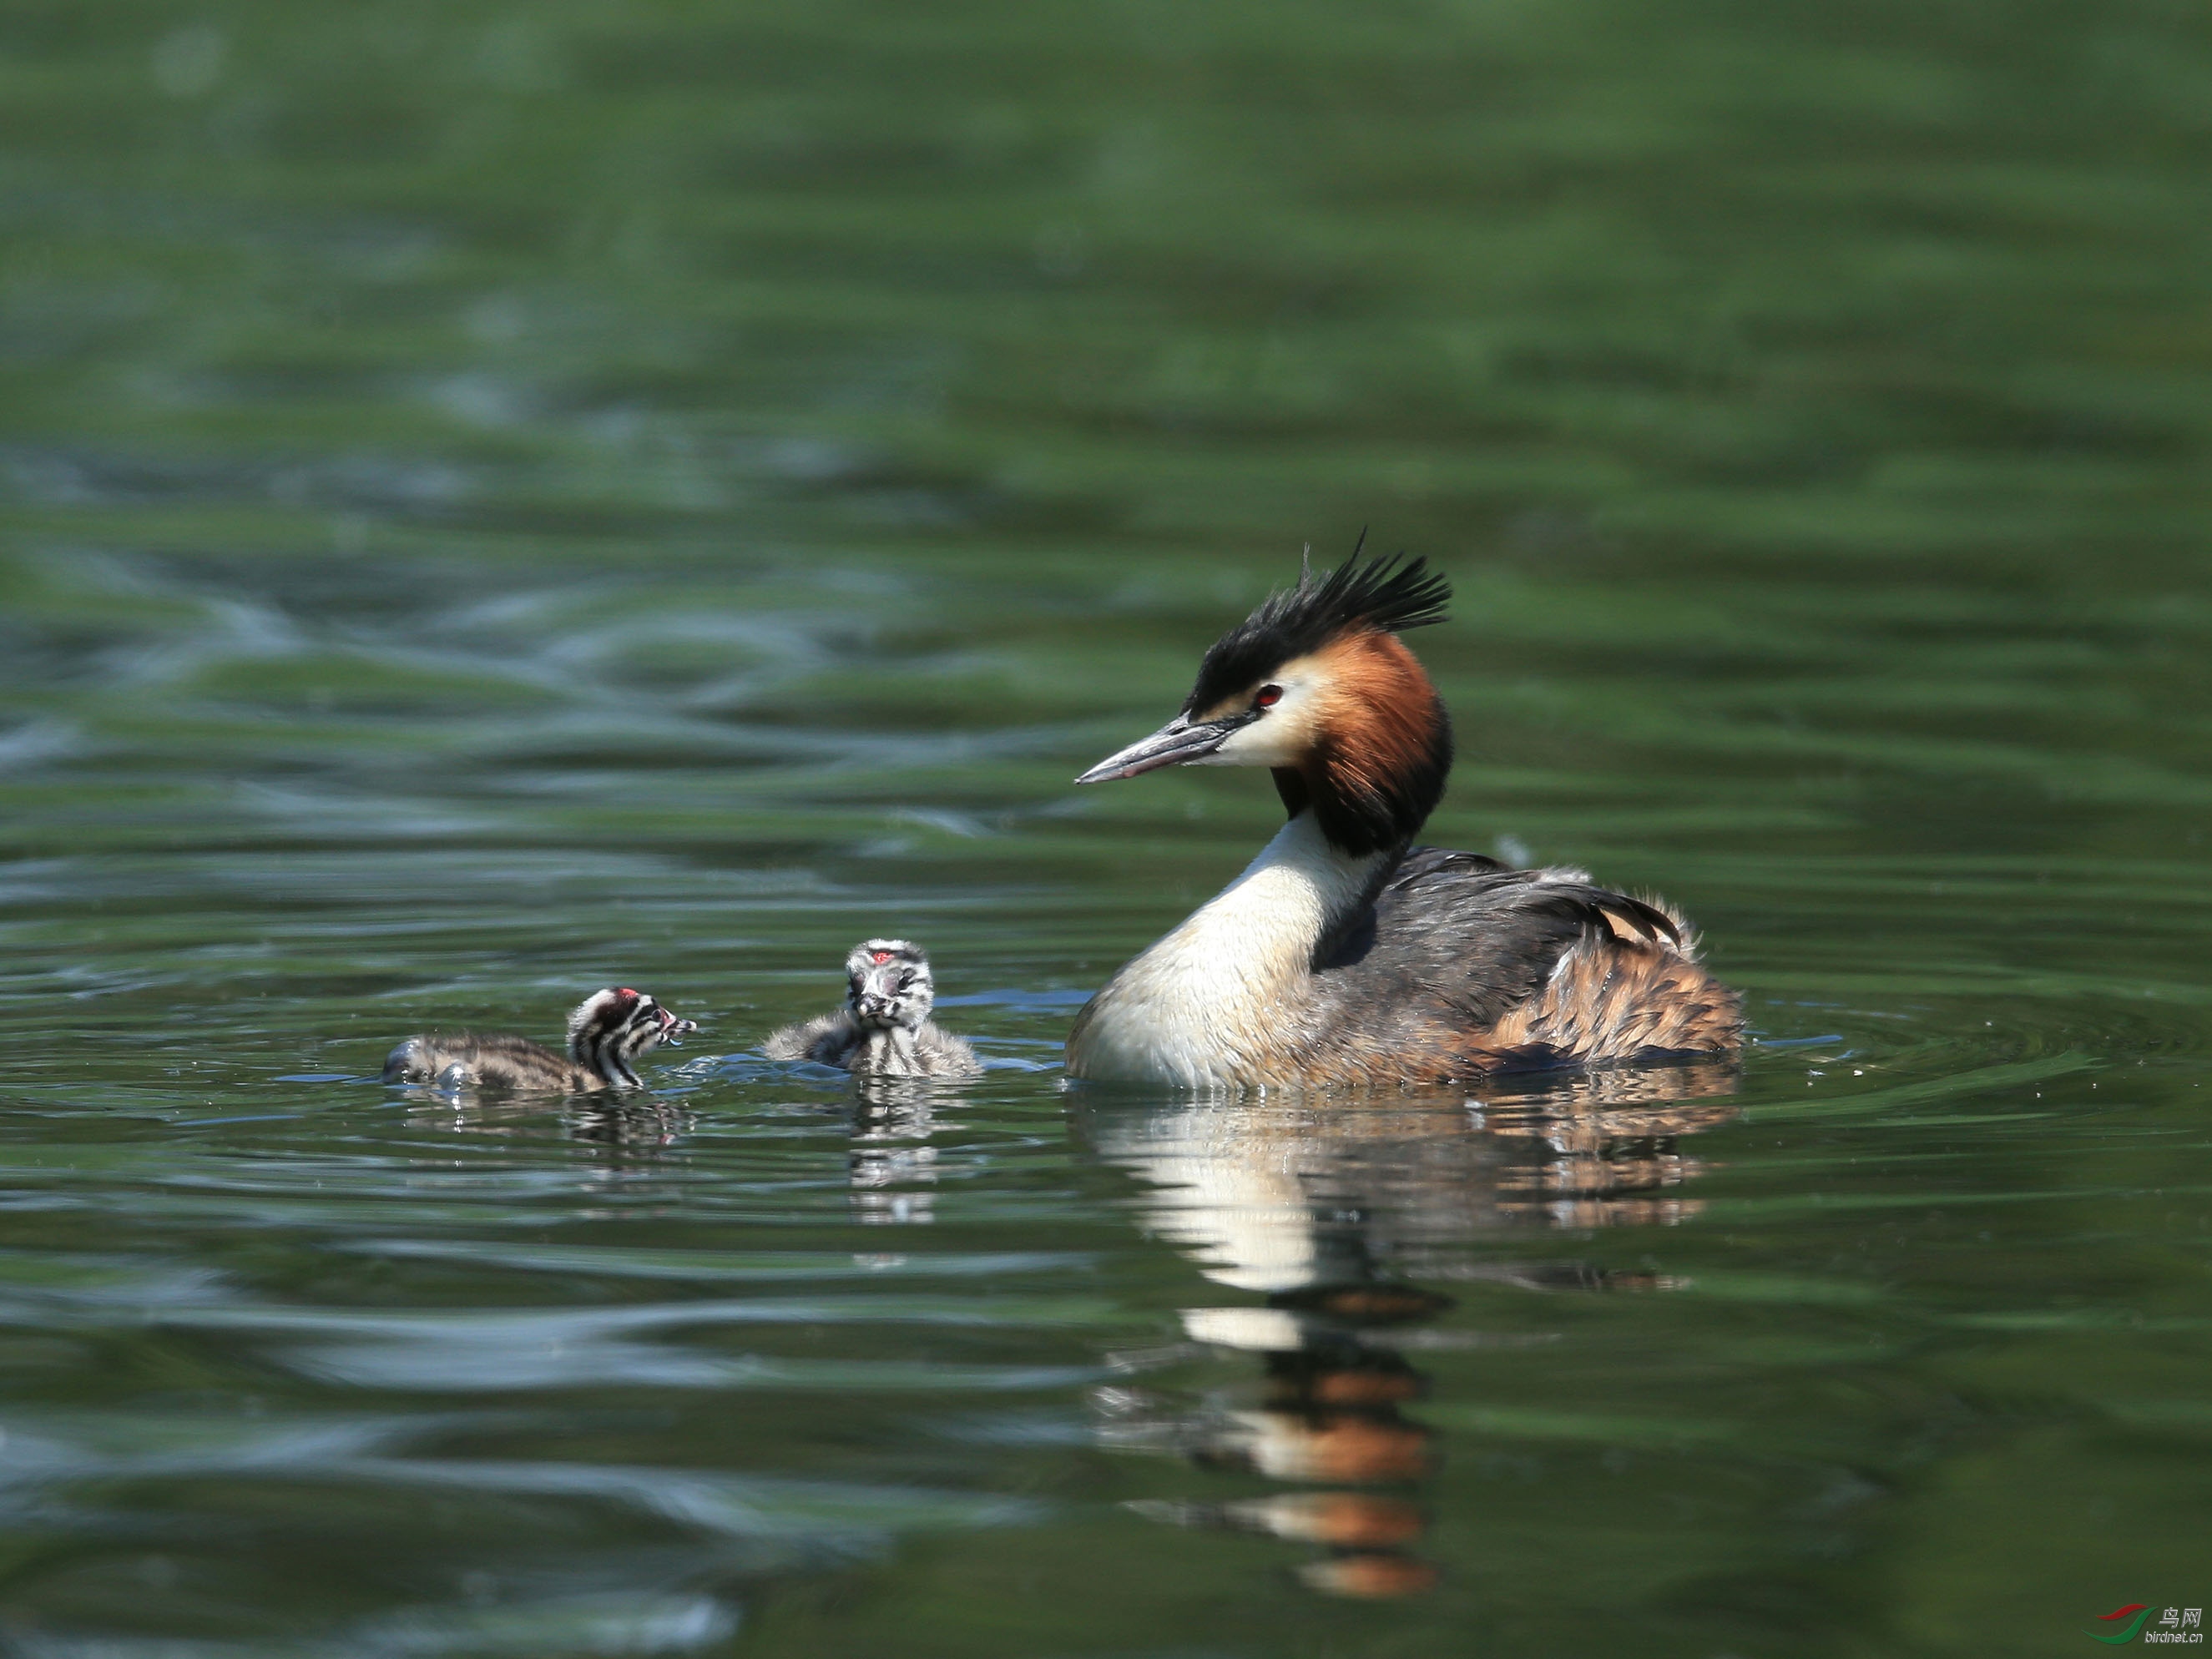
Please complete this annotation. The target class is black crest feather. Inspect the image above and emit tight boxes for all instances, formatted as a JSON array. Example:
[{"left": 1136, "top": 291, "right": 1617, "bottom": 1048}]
[{"left": 1184, "top": 546, "right": 1452, "bottom": 714}]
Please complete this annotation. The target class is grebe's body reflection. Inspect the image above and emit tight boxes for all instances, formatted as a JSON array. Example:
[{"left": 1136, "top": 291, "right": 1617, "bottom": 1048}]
[
  {"left": 1076, "top": 1066, "right": 1736, "bottom": 1596},
  {"left": 847, "top": 1077, "right": 965, "bottom": 1227},
  {"left": 400, "top": 1089, "right": 693, "bottom": 1151},
  {"left": 568, "top": 1097, "right": 691, "bottom": 1149}
]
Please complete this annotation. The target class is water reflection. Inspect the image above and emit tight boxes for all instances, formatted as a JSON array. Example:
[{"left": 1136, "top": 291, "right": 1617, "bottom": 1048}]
[
  {"left": 1078, "top": 1066, "right": 1738, "bottom": 1596},
  {"left": 569, "top": 1097, "right": 693, "bottom": 1151},
  {"left": 397, "top": 1086, "right": 694, "bottom": 1152},
  {"left": 396, "top": 1067, "right": 962, "bottom": 1222},
  {"left": 846, "top": 1079, "right": 956, "bottom": 1227}
]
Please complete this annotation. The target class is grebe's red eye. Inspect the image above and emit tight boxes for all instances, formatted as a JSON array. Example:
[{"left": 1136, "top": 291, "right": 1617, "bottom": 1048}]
[{"left": 1255, "top": 684, "right": 1283, "bottom": 709}]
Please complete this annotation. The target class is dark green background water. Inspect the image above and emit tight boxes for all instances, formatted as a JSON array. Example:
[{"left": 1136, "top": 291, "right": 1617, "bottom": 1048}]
[{"left": 2, "top": 2, "right": 2209, "bottom": 1654}]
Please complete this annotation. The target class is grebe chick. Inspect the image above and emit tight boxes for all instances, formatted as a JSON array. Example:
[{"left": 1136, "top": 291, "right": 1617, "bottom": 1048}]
[
  {"left": 383, "top": 987, "right": 699, "bottom": 1092},
  {"left": 762, "top": 939, "right": 982, "bottom": 1079},
  {"left": 1066, "top": 550, "right": 1742, "bottom": 1089}
]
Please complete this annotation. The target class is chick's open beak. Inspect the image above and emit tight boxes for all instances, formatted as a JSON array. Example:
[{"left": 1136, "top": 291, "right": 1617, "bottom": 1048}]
[
  {"left": 1074, "top": 714, "right": 1244, "bottom": 784},
  {"left": 654, "top": 1006, "right": 698, "bottom": 1046}
]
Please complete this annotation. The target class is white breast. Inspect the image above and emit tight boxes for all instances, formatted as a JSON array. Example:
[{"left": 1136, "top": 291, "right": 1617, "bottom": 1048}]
[{"left": 1068, "top": 814, "right": 1381, "bottom": 1088}]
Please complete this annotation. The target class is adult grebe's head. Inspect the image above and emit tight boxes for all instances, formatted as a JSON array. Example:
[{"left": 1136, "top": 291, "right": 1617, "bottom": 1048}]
[
  {"left": 566, "top": 987, "right": 699, "bottom": 1086},
  {"left": 1073, "top": 548, "right": 1454, "bottom": 855},
  {"left": 844, "top": 939, "right": 935, "bottom": 1031}
]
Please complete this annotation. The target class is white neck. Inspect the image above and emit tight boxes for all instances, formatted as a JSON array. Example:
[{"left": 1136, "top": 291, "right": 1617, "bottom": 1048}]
[{"left": 1068, "top": 813, "right": 1384, "bottom": 1088}]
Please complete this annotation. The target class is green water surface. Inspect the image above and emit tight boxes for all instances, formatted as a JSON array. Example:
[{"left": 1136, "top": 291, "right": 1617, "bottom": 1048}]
[{"left": 0, "top": 2, "right": 2209, "bottom": 1655}]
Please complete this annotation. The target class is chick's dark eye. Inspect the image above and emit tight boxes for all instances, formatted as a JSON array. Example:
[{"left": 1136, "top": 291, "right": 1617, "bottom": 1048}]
[{"left": 1255, "top": 684, "right": 1283, "bottom": 709}]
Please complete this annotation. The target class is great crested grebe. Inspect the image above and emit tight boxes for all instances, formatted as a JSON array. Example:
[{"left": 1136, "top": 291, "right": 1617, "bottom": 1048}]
[
  {"left": 1065, "top": 551, "right": 1741, "bottom": 1089},
  {"left": 382, "top": 986, "right": 699, "bottom": 1092},
  {"left": 762, "top": 939, "right": 982, "bottom": 1078}
]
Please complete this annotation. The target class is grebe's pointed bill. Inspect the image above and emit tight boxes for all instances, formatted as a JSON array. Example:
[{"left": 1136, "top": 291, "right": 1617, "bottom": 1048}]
[{"left": 1074, "top": 711, "right": 1251, "bottom": 784}]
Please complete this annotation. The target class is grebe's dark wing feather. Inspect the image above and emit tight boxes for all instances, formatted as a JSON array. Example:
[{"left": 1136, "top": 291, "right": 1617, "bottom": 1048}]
[
  {"left": 1383, "top": 849, "right": 1679, "bottom": 947},
  {"left": 1316, "top": 847, "right": 1694, "bottom": 1036}
]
